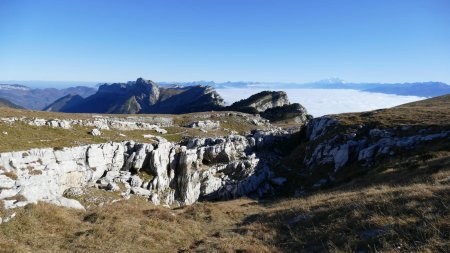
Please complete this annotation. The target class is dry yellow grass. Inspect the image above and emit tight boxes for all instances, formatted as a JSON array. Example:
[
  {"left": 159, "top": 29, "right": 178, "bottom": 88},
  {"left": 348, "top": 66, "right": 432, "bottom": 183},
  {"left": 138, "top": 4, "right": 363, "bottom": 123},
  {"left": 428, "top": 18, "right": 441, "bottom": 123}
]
[
  {"left": 0, "top": 109, "right": 267, "bottom": 152},
  {"left": 0, "top": 196, "right": 277, "bottom": 253},
  {"left": 0, "top": 95, "right": 449, "bottom": 252},
  {"left": 333, "top": 94, "right": 450, "bottom": 127},
  {"left": 1, "top": 152, "right": 449, "bottom": 252}
]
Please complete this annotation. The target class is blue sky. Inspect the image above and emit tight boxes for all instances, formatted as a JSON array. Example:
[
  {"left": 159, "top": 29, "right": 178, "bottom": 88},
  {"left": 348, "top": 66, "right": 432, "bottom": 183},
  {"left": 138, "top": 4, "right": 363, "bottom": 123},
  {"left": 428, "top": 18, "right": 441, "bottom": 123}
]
[{"left": 0, "top": 0, "right": 449, "bottom": 84}]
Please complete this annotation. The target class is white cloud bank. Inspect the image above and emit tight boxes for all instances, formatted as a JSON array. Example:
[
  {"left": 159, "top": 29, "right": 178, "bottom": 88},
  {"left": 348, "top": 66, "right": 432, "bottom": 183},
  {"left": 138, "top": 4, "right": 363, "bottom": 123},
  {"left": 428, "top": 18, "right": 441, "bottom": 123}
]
[{"left": 216, "top": 88, "right": 426, "bottom": 117}]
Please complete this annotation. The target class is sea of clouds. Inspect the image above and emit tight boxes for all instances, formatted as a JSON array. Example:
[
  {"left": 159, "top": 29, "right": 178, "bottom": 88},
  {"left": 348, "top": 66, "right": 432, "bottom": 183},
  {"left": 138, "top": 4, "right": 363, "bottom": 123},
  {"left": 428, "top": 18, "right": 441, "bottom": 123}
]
[{"left": 216, "top": 88, "right": 426, "bottom": 117}]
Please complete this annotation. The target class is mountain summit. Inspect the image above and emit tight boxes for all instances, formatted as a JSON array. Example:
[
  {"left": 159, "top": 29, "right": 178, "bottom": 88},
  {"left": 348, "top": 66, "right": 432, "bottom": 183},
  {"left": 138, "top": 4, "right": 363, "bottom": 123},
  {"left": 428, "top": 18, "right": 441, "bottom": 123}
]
[
  {"left": 46, "top": 78, "right": 225, "bottom": 114},
  {"left": 44, "top": 78, "right": 311, "bottom": 123}
]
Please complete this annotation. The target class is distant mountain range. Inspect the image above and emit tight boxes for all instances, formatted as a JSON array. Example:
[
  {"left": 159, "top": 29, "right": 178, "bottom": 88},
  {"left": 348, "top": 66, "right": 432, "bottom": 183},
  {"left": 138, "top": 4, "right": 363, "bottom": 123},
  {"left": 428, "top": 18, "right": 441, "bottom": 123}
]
[
  {"left": 45, "top": 78, "right": 225, "bottom": 114},
  {"left": 44, "top": 78, "right": 309, "bottom": 121},
  {"left": 1, "top": 78, "right": 449, "bottom": 112},
  {"left": 161, "top": 78, "right": 450, "bottom": 97},
  {"left": 0, "top": 97, "right": 24, "bottom": 109},
  {"left": 0, "top": 84, "right": 97, "bottom": 110}
]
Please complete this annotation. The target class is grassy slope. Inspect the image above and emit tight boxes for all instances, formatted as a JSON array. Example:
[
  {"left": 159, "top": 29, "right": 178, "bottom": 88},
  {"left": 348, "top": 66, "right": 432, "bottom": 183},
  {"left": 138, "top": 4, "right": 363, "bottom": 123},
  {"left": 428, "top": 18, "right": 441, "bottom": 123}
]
[
  {"left": 0, "top": 96, "right": 449, "bottom": 252},
  {"left": 0, "top": 109, "right": 266, "bottom": 152},
  {"left": 0, "top": 98, "right": 23, "bottom": 109},
  {"left": 1, "top": 152, "right": 448, "bottom": 253},
  {"left": 335, "top": 94, "right": 450, "bottom": 127}
]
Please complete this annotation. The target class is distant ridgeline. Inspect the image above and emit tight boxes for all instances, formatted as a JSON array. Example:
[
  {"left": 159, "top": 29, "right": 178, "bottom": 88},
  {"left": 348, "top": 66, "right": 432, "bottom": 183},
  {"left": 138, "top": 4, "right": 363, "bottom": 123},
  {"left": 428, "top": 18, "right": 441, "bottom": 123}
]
[
  {"left": 2, "top": 78, "right": 449, "bottom": 117},
  {"left": 0, "top": 84, "right": 96, "bottom": 110},
  {"left": 161, "top": 79, "right": 450, "bottom": 97},
  {"left": 44, "top": 78, "right": 226, "bottom": 114},
  {"left": 43, "top": 78, "right": 313, "bottom": 123},
  {"left": 0, "top": 97, "right": 24, "bottom": 109}
]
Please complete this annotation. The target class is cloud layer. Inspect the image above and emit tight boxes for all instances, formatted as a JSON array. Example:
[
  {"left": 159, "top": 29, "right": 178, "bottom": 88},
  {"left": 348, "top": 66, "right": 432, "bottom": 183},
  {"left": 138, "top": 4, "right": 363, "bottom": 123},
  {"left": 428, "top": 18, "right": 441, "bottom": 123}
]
[{"left": 217, "top": 88, "right": 426, "bottom": 117}]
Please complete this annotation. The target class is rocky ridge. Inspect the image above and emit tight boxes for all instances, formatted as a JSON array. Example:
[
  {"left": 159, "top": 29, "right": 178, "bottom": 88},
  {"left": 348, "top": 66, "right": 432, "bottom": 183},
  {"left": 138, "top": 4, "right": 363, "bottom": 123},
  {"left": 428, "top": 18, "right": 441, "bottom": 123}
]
[
  {"left": 43, "top": 78, "right": 312, "bottom": 124},
  {"left": 0, "top": 116, "right": 172, "bottom": 133},
  {"left": 226, "top": 90, "right": 312, "bottom": 123},
  {"left": 45, "top": 78, "right": 225, "bottom": 114},
  {"left": 261, "top": 103, "right": 312, "bottom": 123},
  {"left": 187, "top": 120, "right": 220, "bottom": 130},
  {"left": 281, "top": 98, "right": 450, "bottom": 191},
  {"left": 227, "top": 91, "right": 290, "bottom": 113},
  {"left": 0, "top": 84, "right": 96, "bottom": 110},
  {"left": 304, "top": 117, "right": 449, "bottom": 175},
  {"left": 0, "top": 128, "right": 293, "bottom": 211}
]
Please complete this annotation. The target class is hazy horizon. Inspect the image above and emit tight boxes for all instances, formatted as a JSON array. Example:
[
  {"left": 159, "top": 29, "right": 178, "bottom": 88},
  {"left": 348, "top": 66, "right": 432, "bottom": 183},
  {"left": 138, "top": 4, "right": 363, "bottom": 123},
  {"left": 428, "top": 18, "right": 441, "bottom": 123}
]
[{"left": 1, "top": 77, "right": 449, "bottom": 90}]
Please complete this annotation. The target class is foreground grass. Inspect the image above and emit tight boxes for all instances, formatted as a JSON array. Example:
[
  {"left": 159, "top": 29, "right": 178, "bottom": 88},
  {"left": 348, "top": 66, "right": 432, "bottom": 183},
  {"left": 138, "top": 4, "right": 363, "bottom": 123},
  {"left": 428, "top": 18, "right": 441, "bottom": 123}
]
[
  {"left": 0, "top": 197, "right": 275, "bottom": 253},
  {"left": 1, "top": 152, "right": 449, "bottom": 252}
]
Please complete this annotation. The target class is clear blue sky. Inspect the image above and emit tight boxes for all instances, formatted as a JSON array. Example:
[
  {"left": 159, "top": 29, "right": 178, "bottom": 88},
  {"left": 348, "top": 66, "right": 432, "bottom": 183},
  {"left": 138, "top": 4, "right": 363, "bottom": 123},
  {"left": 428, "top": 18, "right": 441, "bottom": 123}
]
[{"left": 1, "top": 0, "right": 449, "bottom": 84}]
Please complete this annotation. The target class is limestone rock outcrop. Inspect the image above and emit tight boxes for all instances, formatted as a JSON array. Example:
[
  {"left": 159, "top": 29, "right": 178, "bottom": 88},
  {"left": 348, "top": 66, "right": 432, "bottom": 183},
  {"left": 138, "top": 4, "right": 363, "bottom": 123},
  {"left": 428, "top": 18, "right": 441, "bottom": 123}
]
[
  {"left": 0, "top": 116, "right": 171, "bottom": 132},
  {"left": 225, "top": 91, "right": 312, "bottom": 124},
  {"left": 0, "top": 129, "right": 293, "bottom": 210},
  {"left": 187, "top": 120, "right": 220, "bottom": 130},
  {"left": 261, "top": 103, "right": 312, "bottom": 123},
  {"left": 227, "top": 91, "right": 290, "bottom": 113},
  {"left": 45, "top": 78, "right": 225, "bottom": 114},
  {"left": 296, "top": 116, "right": 450, "bottom": 188}
]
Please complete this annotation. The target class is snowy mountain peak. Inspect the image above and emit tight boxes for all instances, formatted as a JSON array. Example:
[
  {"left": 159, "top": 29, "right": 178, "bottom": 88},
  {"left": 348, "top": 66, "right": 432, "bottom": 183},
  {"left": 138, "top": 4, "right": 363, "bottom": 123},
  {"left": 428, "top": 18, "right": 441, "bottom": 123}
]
[{"left": 315, "top": 78, "right": 345, "bottom": 84}]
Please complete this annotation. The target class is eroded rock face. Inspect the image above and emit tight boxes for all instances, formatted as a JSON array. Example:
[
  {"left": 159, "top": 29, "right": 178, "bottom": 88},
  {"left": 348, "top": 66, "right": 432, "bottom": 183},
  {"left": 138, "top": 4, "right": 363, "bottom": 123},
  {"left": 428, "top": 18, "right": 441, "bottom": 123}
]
[
  {"left": 261, "top": 103, "right": 312, "bottom": 124},
  {"left": 45, "top": 78, "right": 225, "bottom": 114},
  {"left": 299, "top": 116, "right": 450, "bottom": 187},
  {"left": 0, "top": 129, "right": 293, "bottom": 210},
  {"left": 0, "top": 142, "right": 125, "bottom": 210},
  {"left": 225, "top": 91, "right": 312, "bottom": 123},
  {"left": 228, "top": 91, "right": 290, "bottom": 113}
]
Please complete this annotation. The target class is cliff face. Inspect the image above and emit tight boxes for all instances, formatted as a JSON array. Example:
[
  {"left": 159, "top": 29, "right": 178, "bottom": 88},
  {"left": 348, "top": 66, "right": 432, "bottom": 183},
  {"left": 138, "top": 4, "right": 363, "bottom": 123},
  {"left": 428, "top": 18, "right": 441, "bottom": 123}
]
[
  {"left": 227, "top": 91, "right": 290, "bottom": 113},
  {"left": 46, "top": 78, "right": 225, "bottom": 114},
  {"left": 44, "top": 82, "right": 311, "bottom": 124},
  {"left": 226, "top": 91, "right": 312, "bottom": 124},
  {"left": 261, "top": 103, "right": 312, "bottom": 123},
  {"left": 0, "top": 129, "right": 292, "bottom": 210}
]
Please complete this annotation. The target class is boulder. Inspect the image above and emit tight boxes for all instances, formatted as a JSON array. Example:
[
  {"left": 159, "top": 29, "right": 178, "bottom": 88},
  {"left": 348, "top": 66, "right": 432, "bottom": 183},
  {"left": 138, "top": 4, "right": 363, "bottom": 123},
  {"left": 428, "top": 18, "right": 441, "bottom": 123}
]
[
  {"left": 90, "top": 128, "right": 102, "bottom": 136},
  {"left": 187, "top": 120, "right": 220, "bottom": 130},
  {"left": 227, "top": 91, "right": 290, "bottom": 113},
  {"left": 261, "top": 103, "right": 312, "bottom": 124}
]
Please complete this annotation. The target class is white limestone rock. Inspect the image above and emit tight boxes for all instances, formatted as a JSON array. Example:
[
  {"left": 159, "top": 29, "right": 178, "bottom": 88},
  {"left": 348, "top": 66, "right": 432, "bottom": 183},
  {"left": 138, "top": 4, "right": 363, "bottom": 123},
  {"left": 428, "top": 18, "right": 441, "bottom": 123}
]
[
  {"left": 149, "top": 193, "right": 160, "bottom": 205},
  {"left": 91, "top": 128, "right": 102, "bottom": 136},
  {"left": 64, "top": 187, "right": 85, "bottom": 198},
  {"left": 0, "top": 174, "right": 15, "bottom": 189},
  {"left": 130, "top": 187, "right": 151, "bottom": 197},
  {"left": 48, "top": 197, "right": 85, "bottom": 210},
  {"left": 129, "top": 175, "right": 143, "bottom": 188},
  {"left": 187, "top": 120, "right": 220, "bottom": 130}
]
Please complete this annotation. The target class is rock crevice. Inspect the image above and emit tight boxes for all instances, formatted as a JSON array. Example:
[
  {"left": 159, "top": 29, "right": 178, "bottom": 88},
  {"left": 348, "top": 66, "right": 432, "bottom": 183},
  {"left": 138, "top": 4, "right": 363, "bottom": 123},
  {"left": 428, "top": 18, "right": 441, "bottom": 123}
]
[{"left": 0, "top": 129, "right": 293, "bottom": 210}]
